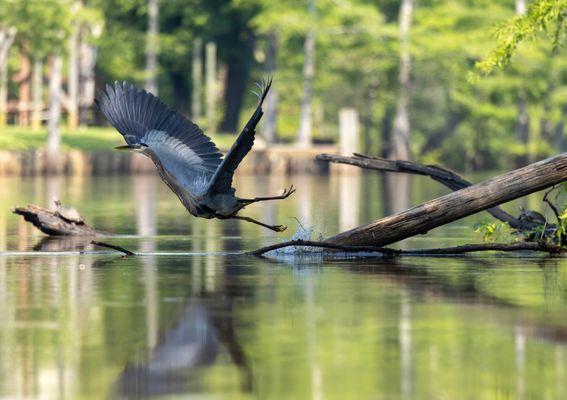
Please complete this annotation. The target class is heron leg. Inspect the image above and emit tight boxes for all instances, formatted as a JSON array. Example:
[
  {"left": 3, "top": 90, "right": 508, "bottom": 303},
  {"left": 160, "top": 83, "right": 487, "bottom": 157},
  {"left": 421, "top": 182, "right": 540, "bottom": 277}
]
[
  {"left": 230, "top": 215, "right": 287, "bottom": 232},
  {"left": 239, "top": 185, "right": 296, "bottom": 206}
]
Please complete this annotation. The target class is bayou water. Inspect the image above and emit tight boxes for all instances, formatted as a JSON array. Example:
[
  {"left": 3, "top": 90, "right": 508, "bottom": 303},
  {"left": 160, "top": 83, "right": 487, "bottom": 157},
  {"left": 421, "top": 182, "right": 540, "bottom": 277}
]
[{"left": 0, "top": 173, "right": 565, "bottom": 399}]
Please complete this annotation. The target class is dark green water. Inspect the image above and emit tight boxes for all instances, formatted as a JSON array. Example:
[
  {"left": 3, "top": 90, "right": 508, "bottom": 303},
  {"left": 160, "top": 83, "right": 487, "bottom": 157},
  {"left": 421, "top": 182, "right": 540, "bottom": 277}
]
[{"left": 0, "top": 173, "right": 566, "bottom": 399}]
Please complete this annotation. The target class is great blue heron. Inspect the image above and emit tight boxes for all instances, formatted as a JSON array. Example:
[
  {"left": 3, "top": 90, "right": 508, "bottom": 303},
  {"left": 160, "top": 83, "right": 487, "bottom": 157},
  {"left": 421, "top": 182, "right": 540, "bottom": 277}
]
[{"left": 95, "top": 78, "right": 294, "bottom": 231}]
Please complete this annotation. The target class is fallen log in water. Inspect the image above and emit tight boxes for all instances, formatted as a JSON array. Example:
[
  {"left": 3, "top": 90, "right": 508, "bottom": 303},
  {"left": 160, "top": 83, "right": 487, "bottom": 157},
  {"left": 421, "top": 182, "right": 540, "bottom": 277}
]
[
  {"left": 322, "top": 153, "right": 567, "bottom": 247},
  {"left": 317, "top": 153, "right": 536, "bottom": 230},
  {"left": 12, "top": 204, "right": 108, "bottom": 236}
]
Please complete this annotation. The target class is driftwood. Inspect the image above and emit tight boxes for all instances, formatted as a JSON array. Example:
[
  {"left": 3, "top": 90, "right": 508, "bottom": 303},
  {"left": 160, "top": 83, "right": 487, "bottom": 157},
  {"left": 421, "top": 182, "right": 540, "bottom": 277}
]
[
  {"left": 248, "top": 239, "right": 565, "bottom": 256},
  {"left": 317, "top": 153, "right": 537, "bottom": 230},
  {"left": 320, "top": 153, "right": 567, "bottom": 247},
  {"left": 12, "top": 204, "right": 108, "bottom": 236}
]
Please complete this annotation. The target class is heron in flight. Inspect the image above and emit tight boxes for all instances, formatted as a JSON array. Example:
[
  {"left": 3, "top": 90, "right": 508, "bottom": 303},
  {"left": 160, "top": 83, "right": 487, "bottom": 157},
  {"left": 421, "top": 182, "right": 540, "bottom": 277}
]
[{"left": 95, "top": 78, "right": 295, "bottom": 232}]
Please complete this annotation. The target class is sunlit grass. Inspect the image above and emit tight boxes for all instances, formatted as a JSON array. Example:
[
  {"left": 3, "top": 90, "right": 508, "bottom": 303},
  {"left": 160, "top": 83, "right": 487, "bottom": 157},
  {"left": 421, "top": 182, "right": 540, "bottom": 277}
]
[{"left": 0, "top": 126, "right": 238, "bottom": 151}]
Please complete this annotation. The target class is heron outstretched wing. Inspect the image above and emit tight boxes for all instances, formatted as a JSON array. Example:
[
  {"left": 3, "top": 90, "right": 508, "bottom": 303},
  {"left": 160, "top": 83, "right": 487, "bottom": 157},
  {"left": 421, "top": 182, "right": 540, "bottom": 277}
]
[
  {"left": 206, "top": 78, "right": 272, "bottom": 194},
  {"left": 95, "top": 82, "right": 223, "bottom": 194}
]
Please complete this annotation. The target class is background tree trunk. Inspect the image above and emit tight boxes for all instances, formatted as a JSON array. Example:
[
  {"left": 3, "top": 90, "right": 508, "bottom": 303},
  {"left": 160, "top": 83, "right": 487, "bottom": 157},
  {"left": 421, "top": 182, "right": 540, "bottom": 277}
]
[
  {"left": 205, "top": 41, "right": 217, "bottom": 133},
  {"left": 261, "top": 33, "right": 278, "bottom": 143},
  {"left": 0, "top": 56, "right": 7, "bottom": 127},
  {"left": 15, "top": 47, "right": 31, "bottom": 127},
  {"left": 144, "top": 0, "right": 159, "bottom": 95},
  {"left": 296, "top": 0, "right": 316, "bottom": 147},
  {"left": 389, "top": 0, "right": 414, "bottom": 160},
  {"left": 515, "top": 0, "right": 529, "bottom": 167},
  {"left": 191, "top": 38, "right": 202, "bottom": 121},
  {"left": 78, "top": 37, "right": 97, "bottom": 126},
  {"left": 47, "top": 54, "right": 63, "bottom": 170},
  {"left": 31, "top": 58, "right": 43, "bottom": 131},
  {"left": 219, "top": 35, "right": 255, "bottom": 133},
  {"left": 67, "top": 7, "right": 79, "bottom": 131},
  {"left": 0, "top": 27, "right": 16, "bottom": 68}
]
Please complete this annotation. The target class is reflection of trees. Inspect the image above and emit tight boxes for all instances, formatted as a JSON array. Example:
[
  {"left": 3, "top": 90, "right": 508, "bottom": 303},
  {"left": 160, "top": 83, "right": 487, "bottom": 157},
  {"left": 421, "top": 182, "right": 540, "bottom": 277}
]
[
  {"left": 0, "top": 254, "right": 93, "bottom": 398},
  {"left": 339, "top": 173, "right": 360, "bottom": 232}
]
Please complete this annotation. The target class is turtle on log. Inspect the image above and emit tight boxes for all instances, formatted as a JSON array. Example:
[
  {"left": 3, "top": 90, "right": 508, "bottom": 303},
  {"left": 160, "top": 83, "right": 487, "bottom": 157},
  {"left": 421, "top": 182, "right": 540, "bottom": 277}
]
[
  {"left": 53, "top": 198, "right": 85, "bottom": 225},
  {"left": 518, "top": 207, "right": 547, "bottom": 225}
]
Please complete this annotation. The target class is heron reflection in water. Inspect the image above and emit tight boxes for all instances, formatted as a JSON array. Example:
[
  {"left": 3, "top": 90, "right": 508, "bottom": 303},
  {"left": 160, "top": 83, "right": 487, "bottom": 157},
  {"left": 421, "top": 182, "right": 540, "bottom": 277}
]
[{"left": 96, "top": 78, "right": 295, "bottom": 232}]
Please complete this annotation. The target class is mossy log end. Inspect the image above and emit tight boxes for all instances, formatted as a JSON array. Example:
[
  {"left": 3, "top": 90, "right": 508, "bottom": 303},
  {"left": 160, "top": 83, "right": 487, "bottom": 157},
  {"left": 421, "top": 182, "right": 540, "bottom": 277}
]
[
  {"left": 322, "top": 153, "right": 567, "bottom": 247},
  {"left": 13, "top": 204, "right": 108, "bottom": 236}
]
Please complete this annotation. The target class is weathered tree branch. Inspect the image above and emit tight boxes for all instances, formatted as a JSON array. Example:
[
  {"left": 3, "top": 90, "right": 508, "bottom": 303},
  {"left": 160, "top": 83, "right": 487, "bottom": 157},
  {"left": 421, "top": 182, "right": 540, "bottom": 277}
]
[
  {"left": 316, "top": 153, "right": 536, "bottom": 230},
  {"left": 248, "top": 239, "right": 565, "bottom": 257},
  {"left": 12, "top": 204, "right": 108, "bottom": 236},
  {"left": 322, "top": 153, "right": 567, "bottom": 247}
]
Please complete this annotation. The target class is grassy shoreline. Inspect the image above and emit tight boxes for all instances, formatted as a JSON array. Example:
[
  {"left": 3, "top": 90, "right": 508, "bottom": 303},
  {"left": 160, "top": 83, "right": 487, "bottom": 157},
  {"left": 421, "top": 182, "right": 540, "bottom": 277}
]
[{"left": 0, "top": 126, "right": 237, "bottom": 151}]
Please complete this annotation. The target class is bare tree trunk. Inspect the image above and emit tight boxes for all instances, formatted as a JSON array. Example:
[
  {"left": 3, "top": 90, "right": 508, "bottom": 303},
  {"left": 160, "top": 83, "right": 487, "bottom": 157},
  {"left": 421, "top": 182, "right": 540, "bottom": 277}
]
[
  {"left": 191, "top": 38, "right": 202, "bottom": 121},
  {"left": 261, "top": 33, "right": 278, "bottom": 143},
  {"left": 515, "top": 89, "right": 529, "bottom": 166},
  {"left": 219, "top": 35, "right": 255, "bottom": 133},
  {"left": 515, "top": 0, "right": 529, "bottom": 167},
  {"left": 31, "top": 58, "right": 43, "bottom": 131},
  {"left": 515, "top": 0, "right": 526, "bottom": 16},
  {"left": 15, "top": 47, "right": 31, "bottom": 126},
  {"left": 67, "top": 6, "right": 79, "bottom": 131},
  {"left": 78, "top": 38, "right": 97, "bottom": 126},
  {"left": 47, "top": 54, "right": 63, "bottom": 171},
  {"left": 144, "top": 0, "right": 159, "bottom": 95},
  {"left": 0, "top": 27, "right": 16, "bottom": 68},
  {"left": 0, "top": 57, "right": 7, "bottom": 127},
  {"left": 205, "top": 41, "right": 217, "bottom": 133},
  {"left": 558, "top": 104, "right": 567, "bottom": 151},
  {"left": 389, "top": 0, "right": 414, "bottom": 160},
  {"left": 297, "top": 0, "right": 316, "bottom": 147},
  {"left": 541, "top": 79, "right": 555, "bottom": 144},
  {"left": 0, "top": 25, "right": 16, "bottom": 127},
  {"left": 325, "top": 153, "right": 567, "bottom": 247}
]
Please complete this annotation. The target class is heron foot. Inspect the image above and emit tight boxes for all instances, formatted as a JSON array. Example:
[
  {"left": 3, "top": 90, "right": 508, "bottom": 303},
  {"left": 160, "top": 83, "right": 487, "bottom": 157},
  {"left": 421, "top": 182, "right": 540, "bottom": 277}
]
[
  {"left": 272, "top": 224, "right": 287, "bottom": 232},
  {"left": 280, "top": 185, "right": 296, "bottom": 199},
  {"left": 239, "top": 185, "right": 297, "bottom": 205},
  {"left": 230, "top": 215, "right": 287, "bottom": 232}
]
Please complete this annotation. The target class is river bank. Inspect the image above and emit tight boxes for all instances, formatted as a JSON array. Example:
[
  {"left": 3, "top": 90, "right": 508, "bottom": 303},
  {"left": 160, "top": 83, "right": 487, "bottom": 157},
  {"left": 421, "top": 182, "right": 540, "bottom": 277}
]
[{"left": 0, "top": 144, "right": 337, "bottom": 175}]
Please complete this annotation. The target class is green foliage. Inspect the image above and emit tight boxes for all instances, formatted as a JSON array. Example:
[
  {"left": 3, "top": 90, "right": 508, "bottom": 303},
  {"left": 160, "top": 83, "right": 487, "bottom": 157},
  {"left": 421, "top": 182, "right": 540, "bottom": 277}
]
[
  {"left": 0, "top": 0, "right": 566, "bottom": 170},
  {"left": 475, "top": 0, "right": 567, "bottom": 76},
  {"left": 474, "top": 221, "right": 514, "bottom": 242}
]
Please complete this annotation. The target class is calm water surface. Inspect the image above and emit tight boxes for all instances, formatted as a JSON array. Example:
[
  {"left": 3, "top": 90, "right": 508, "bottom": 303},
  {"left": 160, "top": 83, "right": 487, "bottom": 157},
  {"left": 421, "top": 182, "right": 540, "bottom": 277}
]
[{"left": 0, "top": 173, "right": 566, "bottom": 399}]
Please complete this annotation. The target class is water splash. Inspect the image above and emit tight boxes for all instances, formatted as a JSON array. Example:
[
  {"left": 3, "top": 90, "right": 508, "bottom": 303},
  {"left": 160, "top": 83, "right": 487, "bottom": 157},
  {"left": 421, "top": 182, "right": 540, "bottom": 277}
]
[{"left": 265, "top": 223, "right": 325, "bottom": 257}]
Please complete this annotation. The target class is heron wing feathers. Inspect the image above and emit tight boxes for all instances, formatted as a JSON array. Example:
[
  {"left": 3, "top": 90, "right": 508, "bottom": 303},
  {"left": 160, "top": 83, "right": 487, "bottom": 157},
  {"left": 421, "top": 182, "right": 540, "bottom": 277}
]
[
  {"left": 95, "top": 82, "right": 223, "bottom": 181},
  {"left": 143, "top": 130, "right": 212, "bottom": 193},
  {"left": 207, "top": 77, "right": 272, "bottom": 194}
]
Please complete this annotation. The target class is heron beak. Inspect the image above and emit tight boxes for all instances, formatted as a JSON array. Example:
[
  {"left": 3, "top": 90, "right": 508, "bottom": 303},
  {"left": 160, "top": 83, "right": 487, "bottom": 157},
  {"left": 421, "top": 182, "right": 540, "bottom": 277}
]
[{"left": 114, "top": 145, "right": 132, "bottom": 151}]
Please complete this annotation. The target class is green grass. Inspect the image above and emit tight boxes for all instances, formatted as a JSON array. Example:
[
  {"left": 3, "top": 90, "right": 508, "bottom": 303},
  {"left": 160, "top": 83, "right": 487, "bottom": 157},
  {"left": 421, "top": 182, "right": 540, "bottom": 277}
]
[{"left": 0, "top": 126, "right": 238, "bottom": 151}]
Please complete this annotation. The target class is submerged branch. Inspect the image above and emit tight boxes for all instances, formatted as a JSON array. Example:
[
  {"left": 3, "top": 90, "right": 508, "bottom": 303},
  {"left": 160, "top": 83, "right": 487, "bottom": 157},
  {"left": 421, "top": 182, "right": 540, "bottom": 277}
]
[
  {"left": 248, "top": 240, "right": 565, "bottom": 257},
  {"left": 91, "top": 240, "right": 135, "bottom": 256},
  {"left": 245, "top": 240, "right": 399, "bottom": 256}
]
